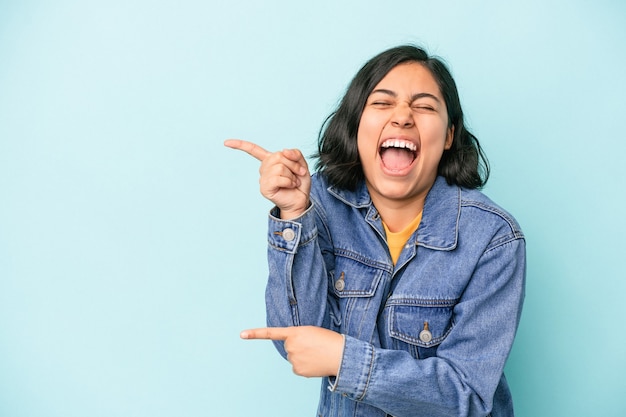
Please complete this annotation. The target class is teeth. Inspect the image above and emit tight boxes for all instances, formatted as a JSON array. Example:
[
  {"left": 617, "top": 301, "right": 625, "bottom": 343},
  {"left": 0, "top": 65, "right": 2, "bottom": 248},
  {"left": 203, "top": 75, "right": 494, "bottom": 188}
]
[{"left": 380, "top": 139, "right": 417, "bottom": 151}]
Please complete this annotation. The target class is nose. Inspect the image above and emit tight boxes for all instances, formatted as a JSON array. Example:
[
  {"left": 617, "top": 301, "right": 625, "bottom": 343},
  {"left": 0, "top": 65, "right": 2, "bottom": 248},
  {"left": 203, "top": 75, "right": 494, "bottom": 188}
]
[{"left": 390, "top": 104, "right": 414, "bottom": 128}]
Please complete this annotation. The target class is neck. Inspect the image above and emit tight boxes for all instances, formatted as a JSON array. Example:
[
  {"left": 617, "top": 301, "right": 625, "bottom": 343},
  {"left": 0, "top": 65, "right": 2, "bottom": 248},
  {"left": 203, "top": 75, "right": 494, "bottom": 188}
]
[{"left": 371, "top": 195, "right": 425, "bottom": 232}]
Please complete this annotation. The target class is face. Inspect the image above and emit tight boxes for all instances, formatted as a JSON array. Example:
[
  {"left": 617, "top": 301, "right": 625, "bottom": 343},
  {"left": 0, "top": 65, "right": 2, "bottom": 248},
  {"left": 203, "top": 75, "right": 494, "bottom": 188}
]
[{"left": 357, "top": 62, "right": 454, "bottom": 209}]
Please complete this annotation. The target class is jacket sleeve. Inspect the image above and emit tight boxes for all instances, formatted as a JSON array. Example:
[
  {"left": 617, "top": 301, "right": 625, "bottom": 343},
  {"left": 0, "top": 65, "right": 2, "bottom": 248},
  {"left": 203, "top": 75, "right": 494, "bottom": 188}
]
[
  {"left": 329, "top": 237, "right": 526, "bottom": 417},
  {"left": 264, "top": 198, "right": 334, "bottom": 358}
]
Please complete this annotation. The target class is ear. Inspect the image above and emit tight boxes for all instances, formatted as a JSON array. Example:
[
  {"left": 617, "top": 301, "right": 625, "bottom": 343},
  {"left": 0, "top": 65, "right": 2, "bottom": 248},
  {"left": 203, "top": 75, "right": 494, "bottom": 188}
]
[{"left": 444, "top": 125, "right": 455, "bottom": 150}]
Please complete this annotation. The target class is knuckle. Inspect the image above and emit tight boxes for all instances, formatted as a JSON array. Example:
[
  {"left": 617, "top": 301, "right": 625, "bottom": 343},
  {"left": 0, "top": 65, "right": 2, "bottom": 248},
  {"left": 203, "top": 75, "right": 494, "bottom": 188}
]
[{"left": 291, "top": 364, "right": 304, "bottom": 376}]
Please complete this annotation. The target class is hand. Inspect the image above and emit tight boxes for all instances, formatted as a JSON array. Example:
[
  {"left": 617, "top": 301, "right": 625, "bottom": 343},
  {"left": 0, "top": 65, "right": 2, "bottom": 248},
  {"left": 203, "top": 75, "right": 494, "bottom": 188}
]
[
  {"left": 224, "top": 139, "right": 311, "bottom": 220},
  {"left": 240, "top": 326, "right": 345, "bottom": 378}
]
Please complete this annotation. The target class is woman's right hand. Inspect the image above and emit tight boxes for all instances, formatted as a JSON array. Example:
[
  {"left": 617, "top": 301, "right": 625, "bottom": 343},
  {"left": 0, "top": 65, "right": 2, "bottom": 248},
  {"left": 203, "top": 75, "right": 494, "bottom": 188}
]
[{"left": 224, "top": 139, "right": 311, "bottom": 220}]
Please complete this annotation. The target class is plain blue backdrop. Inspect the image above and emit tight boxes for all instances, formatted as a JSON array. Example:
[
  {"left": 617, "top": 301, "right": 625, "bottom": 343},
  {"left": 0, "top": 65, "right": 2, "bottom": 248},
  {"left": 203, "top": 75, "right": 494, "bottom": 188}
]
[{"left": 1, "top": 1, "right": 625, "bottom": 416}]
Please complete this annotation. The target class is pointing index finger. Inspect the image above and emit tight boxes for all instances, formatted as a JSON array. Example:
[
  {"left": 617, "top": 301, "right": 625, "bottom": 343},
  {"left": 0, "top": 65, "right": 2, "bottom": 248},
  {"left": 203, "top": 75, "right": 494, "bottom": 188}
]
[
  {"left": 224, "top": 139, "right": 271, "bottom": 161},
  {"left": 240, "top": 327, "right": 291, "bottom": 341}
]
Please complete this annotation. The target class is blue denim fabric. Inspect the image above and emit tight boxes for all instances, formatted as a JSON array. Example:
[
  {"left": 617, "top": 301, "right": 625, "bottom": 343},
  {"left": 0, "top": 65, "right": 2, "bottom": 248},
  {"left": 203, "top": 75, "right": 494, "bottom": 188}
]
[{"left": 265, "top": 174, "right": 526, "bottom": 417}]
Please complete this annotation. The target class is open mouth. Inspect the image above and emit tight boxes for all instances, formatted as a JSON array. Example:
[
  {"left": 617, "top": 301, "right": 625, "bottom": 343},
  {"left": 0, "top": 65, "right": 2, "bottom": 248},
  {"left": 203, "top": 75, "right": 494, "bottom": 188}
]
[{"left": 379, "top": 139, "right": 418, "bottom": 172}]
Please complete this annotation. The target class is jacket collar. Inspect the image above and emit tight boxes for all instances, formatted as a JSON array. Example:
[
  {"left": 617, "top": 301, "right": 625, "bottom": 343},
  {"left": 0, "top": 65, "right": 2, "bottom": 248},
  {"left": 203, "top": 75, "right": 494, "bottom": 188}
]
[{"left": 327, "top": 176, "right": 459, "bottom": 250}]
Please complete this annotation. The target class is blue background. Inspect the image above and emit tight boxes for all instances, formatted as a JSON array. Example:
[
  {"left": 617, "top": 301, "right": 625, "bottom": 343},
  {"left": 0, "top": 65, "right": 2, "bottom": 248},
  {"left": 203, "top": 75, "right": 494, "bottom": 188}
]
[{"left": 1, "top": 1, "right": 625, "bottom": 416}]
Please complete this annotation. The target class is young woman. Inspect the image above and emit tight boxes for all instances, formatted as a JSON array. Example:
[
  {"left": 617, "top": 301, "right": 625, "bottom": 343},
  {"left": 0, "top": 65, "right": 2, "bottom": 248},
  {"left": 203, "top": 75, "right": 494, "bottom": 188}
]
[{"left": 225, "top": 45, "right": 526, "bottom": 417}]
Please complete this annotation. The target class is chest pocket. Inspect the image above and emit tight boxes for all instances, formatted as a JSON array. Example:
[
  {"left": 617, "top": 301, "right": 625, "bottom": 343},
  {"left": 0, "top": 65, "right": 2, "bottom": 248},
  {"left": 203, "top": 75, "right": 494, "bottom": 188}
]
[
  {"left": 388, "top": 299, "right": 457, "bottom": 359},
  {"left": 331, "top": 259, "right": 384, "bottom": 297},
  {"left": 329, "top": 257, "right": 386, "bottom": 338}
]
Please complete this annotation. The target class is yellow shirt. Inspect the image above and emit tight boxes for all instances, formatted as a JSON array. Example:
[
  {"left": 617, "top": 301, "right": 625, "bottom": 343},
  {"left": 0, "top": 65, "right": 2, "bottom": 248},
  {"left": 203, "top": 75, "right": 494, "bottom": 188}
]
[{"left": 383, "top": 212, "right": 422, "bottom": 265}]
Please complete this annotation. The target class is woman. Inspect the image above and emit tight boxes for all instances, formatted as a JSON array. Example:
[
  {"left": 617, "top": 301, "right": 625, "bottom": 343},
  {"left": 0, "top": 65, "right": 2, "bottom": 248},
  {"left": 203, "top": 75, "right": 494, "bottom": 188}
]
[{"left": 225, "top": 45, "right": 525, "bottom": 417}]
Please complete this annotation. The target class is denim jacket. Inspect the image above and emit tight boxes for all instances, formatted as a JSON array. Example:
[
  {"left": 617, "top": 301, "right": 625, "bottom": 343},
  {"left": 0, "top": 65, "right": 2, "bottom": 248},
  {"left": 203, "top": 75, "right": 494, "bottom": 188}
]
[{"left": 265, "top": 174, "right": 526, "bottom": 417}]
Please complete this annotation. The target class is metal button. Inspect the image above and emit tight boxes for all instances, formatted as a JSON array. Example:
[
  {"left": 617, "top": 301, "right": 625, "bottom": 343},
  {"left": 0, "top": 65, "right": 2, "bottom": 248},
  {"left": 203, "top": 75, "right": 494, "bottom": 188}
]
[
  {"left": 419, "top": 322, "right": 432, "bottom": 343},
  {"left": 282, "top": 228, "right": 296, "bottom": 241},
  {"left": 334, "top": 272, "right": 345, "bottom": 291}
]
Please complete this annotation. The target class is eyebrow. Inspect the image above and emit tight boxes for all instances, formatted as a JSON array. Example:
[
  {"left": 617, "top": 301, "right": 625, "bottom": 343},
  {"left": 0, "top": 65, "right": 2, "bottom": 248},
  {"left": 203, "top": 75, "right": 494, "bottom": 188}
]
[{"left": 370, "top": 89, "right": 442, "bottom": 103}]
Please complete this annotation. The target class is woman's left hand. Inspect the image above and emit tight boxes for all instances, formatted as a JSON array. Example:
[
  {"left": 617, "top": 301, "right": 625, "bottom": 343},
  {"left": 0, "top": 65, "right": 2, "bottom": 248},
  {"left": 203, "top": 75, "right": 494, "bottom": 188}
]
[{"left": 240, "top": 326, "right": 344, "bottom": 377}]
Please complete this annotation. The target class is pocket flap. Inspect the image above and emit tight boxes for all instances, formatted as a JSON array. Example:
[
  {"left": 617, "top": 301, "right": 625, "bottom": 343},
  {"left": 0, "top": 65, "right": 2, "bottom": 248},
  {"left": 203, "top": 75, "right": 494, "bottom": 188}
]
[
  {"left": 389, "top": 299, "right": 456, "bottom": 348},
  {"left": 331, "top": 261, "right": 383, "bottom": 298}
]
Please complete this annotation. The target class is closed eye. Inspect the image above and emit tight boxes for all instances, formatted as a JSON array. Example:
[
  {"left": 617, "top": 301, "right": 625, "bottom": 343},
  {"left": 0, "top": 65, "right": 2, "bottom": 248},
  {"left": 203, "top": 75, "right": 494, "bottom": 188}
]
[
  {"left": 413, "top": 105, "right": 435, "bottom": 111},
  {"left": 370, "top": 101, "right": 393, "bottom": 107}
]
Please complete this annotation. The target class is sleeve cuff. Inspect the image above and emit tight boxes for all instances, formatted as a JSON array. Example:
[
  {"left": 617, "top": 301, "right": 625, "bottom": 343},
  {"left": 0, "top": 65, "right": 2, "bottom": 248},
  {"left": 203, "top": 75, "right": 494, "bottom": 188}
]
[
  {"left": 268, "top": 204, "right": 316, "bottom": 253},
  {"left": 328, "top": 335, "right": 374, "bottom": 401}
]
